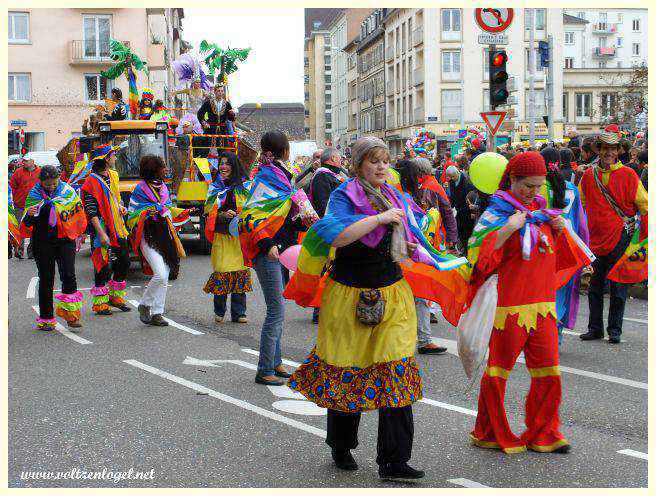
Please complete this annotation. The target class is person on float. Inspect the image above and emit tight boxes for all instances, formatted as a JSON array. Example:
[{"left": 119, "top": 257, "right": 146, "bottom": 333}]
[
  {"left": 103, "top": 87, "right": 129, "bottom": 121},
  {"left": 197, "top": 83, "right": 236, "bottom": 156},
  {"left": 468, "top": 151, "right": 591, "bottom": 454},
  {"left": 578, "top": 125, "right": 648, "bottom": 344},
  {"left": 80, "top": 145, "right": 132, "bottom": 316},
  {"left": 22, "top": 166, "right": 87, "bottom": 329},
  {"left": 202, "top": 151, "right": 252, "bottom": 324},
  {"left": 138, "top": 88, "right": 155, "bottom": 120}
]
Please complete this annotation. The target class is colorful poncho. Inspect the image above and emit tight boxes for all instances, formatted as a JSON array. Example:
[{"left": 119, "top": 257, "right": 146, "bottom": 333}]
[
  {"left": 203, "top": 175, "right": 251, "bottom": 243},
  {"left": 67, "top": 153, "right": 91, "bottom": 191},
  {"left": 283, "top": 179, "right": 470, "bottom": 326},
  {"left": 238, "top": 160, "right": 313, "bottom": 263},
  {"left": 466, "top": 190, "right": 594, "bottom": 312},
  {"left": 81, "top": 172, "right": 129, "bottom": 272},
  {"left": 22, "top": 181, "right": 87, "bottom": 240},
  {"left": 8, "top": 185, "right": 22, "bottom": 247}
]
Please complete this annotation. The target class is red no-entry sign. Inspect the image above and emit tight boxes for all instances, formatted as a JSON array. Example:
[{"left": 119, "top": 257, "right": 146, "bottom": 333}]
[{"left": 475, "top": 8, "right": 514, "bottom": 33}]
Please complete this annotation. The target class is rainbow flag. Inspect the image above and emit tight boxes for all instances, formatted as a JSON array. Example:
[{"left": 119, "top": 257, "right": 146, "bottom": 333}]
[
  {"left": 23, "top": 181, "right": 87, "bottom": 240},
  {"left": 203, "top": 176, "right": 251, "bottom": 242},
  {"left": 238, "top": 161, "right": 295, "bottom": 263},
  {"left": 607, "top": 214, "right": 648, "bottom": 284},
  {"left": 8, "top": 185, "right": 21, "bottom": 247},
  {"left": 67, "top": 153, "right": 91, "bottom": 191},
  {"left": 283, "top": 179, "right": 470, "bottom": 326},
  {"left": 127, "top": 65, "right": 139, "bottom": 119}
]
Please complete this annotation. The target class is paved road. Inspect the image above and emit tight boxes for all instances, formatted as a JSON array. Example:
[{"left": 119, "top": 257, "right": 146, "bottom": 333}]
[{"left": 8, "top": 240, "right": 648, "bottom": 488}]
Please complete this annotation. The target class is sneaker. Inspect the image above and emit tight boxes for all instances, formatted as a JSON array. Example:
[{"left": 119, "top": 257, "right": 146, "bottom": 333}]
[
  {"left": 67, "top": 320, "right": 83, "bottom": 328},
  {"left": 234, "top": 316, "right": 248, "bottom": 324},
  {"left": 95, "top": 309, "right": 113, "bottom": 316},
  {"left": 579, "top": 331, "right": 603, "bottom": 341},
  {"left": 418, "top": 344, "right": 447, "bottom": 355},
  {"left": 379, "top": 462, "right": 425, "bottom": 481},
  {"left": 148, "top": 314, "right": 169, "bottom": 327},
  {"left": 331, "top": 449, "right": 358, "bottom": 471},
  {"left": 109, "top": 301, "right": 132, "bottom": 312},
  {"left": 553, "top": 444, "right": 571, "bottom": 454},
  {"left": 138, "top": 304, "right": 151, "bottom": 324},
  {"left": 214, "top": 316, "right": 224, "bottom": 324}
]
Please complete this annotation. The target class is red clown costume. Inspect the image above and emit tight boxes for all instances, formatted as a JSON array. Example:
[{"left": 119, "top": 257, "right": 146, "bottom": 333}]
[{"left": 467, "top": 152, "right": 592, "bottom": 454}]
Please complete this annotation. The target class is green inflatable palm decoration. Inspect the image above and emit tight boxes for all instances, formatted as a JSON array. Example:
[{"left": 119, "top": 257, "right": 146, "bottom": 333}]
[
  {"left": 100, "top": 39, "right": 149, "bottom": 80},
  {"left": 199, "top": 40, "right": 251, "bottom": 83}
]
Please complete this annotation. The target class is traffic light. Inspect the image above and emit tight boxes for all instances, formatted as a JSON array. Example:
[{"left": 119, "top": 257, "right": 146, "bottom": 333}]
[
  {"left": 20, "top": 147, "right": 28, "bottom": 156},
  {"left": 489, "top": 49, "right": 509, "bottom": 107},
  {"left": 538, "top": 40, "right": 550, "bottom": 68}
]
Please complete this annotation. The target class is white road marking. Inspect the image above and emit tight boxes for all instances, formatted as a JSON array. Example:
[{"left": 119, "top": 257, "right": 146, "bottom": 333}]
[
  {"left": 127, "top": 300, "right": 204, "bottom": 335},
  {"left": 240, "top": 348, "right": 478, "bottom": 417},
  {"left": 26, "top": 276, "right": 39, "bottom": 299},
  {"left": 624, "top": 317, "right": 648, "bottom": 325},
  {"left": 31, "top": 305, "right": 92, "bottom": 345},
  {"left": 124, "top": 359, "right": 326, "bottom": 437},
  {"left": 431, "top": 338, "right": 647, "bottom": 391},
  {"left": 268, "top": 385, "right": 306, "bottom": 400},
  {"left": 272, "top": 400, "right": 326, "bottom": 416},
  {"left": 617, "top": 449, "right": 648, "bottom": 460},
  {"left": 448, "top": 478, "right": 490, "bottom": 488},
  {"left": 183, "top": 356, "right": 257, "bottom": 370}
]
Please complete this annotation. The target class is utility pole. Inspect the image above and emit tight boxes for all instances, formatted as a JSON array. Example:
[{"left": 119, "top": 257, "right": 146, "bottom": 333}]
[
  {"left": 546, "top": 34, "right": 554, "bottom": 142},
  {"left": 528, "top": 8, "right": 536, "bottom": 147},
  {"left": 460, "top": 31, "right": 465, "bottom": 132},
  {"left": 487, "top": 43, "right": 497, "bottom": 152}
]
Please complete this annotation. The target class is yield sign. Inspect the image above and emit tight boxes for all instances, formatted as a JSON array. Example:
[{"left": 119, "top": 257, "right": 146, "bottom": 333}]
[{"left": 480, "top": 111, "right": 507, "bottom": 137}]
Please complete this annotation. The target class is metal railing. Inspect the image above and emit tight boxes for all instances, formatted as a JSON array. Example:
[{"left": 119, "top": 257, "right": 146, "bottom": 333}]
[
  {"left": 70, "top": 40, "right": 130, "bottom": 64},
  {"left": 593, "top": 46, "right": 617, "bottom": 57}
]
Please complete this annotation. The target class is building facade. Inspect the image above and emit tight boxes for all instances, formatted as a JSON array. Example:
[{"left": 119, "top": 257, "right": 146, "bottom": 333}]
[
  {"left": 562, "top": 9, "right": 648, "bottom": 132},
  {"left": 8, "top": 8, "right": 183, "bottom": 151},
  {"left": 356, "top": 9, "right": 389, "bottom": 141}
]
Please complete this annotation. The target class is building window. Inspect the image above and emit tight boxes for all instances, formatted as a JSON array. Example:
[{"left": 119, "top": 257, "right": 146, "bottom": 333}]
[
  {"left": 84, "top": 74, "right": 113, "bottom": 102},
  {"left": 601, "top": 93, "right": 617, "bottom": 118},
  {"left": 617, "top": 37, "right": 623, "bottom": 47},
  {"left": 565, "top": 57, "right": 574, "bottom": 69},
  {"left": 8, "top": 73, "right": 31, "bottom": 102},
  {"left": 441, "top": 9, "right": 461, "bottom": 34},
  {"left": 483, "top": 48, "right": 490, "bottom": 79},
  {"left": 599, "top": 12, "right": 607, "bottom": 23},
  {"left": 324, "top": 75, "right": 331, "bottom": 84},
  {"left": 83, "top": 14, "right": 112, "bottom": 58},
  {"left": 617, "top": 13, "right": 623, "bottom": 23},
  {"left": 632, "top": 19, "right": 641, "bottom": 31},
  {"left": 598, "top": 61, "right": 607, "bottom": 68},
  {"left": 324, "top": 35, "right": 331, "bottom": 45},
  {"left": 565, "top": 32, "right": 574, "bottom": 45},
  {"left": 575, "top": 93, "right": 592, "bottom": 119},
  {"left": 441, "top": 50, "right": 461, "bottom": 80},
  {"left": 526, "top": 9, "right": 546, "bottom": 30},
  {"left": 441, "top": 89, "right": 461, "bottom": 122},
  {"left": 577, "top": 11, "right": 586, "bottom": 20},
  {"left": 632, "top": 43, "right": 640, "bottom": 56},
  {"left": 324, "top": 54, "right": 331, "bottom": 65},
  {"left": 525, "top": 90, "right": 546, "bottom": 119},
  {"left": 525, "top": 48, "right": 545, "bottom": 75},
  {"left": 9, "top": 12, "right": 29, "bottom": 43},
  {"left": 562, "top": 93, "right": 569, "bottom": 121}
]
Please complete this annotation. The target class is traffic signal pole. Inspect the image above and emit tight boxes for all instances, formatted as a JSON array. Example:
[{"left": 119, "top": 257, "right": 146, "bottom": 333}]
[
  {"left": 487, "top": 43, "right": 496, "bottom": 152},
  {"left": 528, "top": 8, "right": 536, "bottom": 147},
  {"left": 547, "top": 34, "right": 554, "bottom": 143}
]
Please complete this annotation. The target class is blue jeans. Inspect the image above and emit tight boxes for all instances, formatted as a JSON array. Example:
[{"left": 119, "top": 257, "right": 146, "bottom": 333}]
[
  {"left": 253, "top": 253, "right": 285, "bottom": 376},
  {"left": 213, "top": 293, "right": 247, "bottom": 321}
]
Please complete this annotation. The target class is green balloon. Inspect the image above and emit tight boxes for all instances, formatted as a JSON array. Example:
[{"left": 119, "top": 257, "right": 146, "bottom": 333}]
[{"left": 469, "top": 152, "right": 508, "bottom": 194}]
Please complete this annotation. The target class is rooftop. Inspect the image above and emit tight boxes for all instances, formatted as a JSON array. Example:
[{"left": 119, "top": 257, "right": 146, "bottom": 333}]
[{"left": 563, "top": 13, "right": 589, "bottom": 24}]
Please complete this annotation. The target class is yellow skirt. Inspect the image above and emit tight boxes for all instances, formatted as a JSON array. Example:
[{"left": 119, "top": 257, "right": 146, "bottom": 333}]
[
  {"left": 203, "top": 233, "right": 252, "bottom": 295},
  {"left": 289, "top": 278, "right": 422, "bottom": 412}
]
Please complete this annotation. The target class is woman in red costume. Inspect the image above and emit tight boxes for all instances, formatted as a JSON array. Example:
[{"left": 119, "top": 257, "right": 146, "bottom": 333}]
[{"left": 467, "top": 151, "right": 592, "bottom": 454}]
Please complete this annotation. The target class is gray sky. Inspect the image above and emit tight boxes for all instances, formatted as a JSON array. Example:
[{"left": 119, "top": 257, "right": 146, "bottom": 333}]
[{"left": 182, "top": 8, "right": 305, "bottom": 107}]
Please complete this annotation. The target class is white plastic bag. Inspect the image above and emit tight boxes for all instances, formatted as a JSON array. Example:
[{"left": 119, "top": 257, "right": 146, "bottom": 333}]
[{"left": 457, "top": 274, "right": 498, "bottom": 379}]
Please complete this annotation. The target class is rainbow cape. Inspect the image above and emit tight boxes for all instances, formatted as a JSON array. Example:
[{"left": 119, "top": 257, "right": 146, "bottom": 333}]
[
  {"left": 466, "top": 190, "right": 594, "bottom": 306},
  {"left": 81, "top": 172, "right": 129, "bottom": 272},
  {"left": 203, "top": 175, "right": 251, "bottom": 243},
  {"left": 283, "top": 179, "right": 470, "bottom": 326},
  {"left": 607, "top": 214, "right": 647, "bottom": 283},
  {"left": 22, "top": 181, "right": 87, "bottom": 240},
  {"left": 67, "top": 153, "right": 91, "bottom": 191},
  {"left": 238, "top": 161, "right": 295, "bottom": 263},
  {"left": 8, "top": 185, "right": 22, "bottom": 247}
]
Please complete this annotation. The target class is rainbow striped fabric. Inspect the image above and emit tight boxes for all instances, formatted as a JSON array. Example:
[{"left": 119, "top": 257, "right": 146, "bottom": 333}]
[
  {"left": 127, "top": 65, "right": 139, "bottom": 119},
  {"left": 203, "top": 175, "right": 251, "bottom": 242},
  {"left": 238, "top": 161, "right": 295, "bottom": 262},
  {"left": 67, "top": 153, "right": 91, "bottom": 190},
  {"left": 23, "top": 181, "right": 87, "bottom": 240},
  {"left": 8, "top": 185, "right": 21, "bottom": 246},
  {"left": 607, "top": 215, "right": 647, "bottom": 284},
  {"left": 283, "top": 179, "right": 470, "bottom": 326}
]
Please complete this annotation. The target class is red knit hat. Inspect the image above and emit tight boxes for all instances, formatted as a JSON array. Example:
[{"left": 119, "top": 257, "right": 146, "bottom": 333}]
[{"left": 500, "top": 151, "right": 546, "bottom": 189}]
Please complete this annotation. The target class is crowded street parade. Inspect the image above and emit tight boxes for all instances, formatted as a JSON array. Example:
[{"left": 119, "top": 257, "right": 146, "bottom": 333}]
[{"left": 6, "top": 6, "right": 649, "bottom": 490}]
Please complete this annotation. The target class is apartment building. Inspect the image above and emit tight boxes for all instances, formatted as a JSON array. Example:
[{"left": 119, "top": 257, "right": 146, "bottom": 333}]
[
  {"left": 8, "top": 8, "right": 184, "bottom": 151},
  {"left": 562, "top": 9, "right": 648, "bottom": 132}
]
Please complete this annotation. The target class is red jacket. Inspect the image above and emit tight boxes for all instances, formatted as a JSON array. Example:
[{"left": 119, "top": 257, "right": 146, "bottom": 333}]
[{"left": 9, "top": 166, "right": 41, "bottom": 209}]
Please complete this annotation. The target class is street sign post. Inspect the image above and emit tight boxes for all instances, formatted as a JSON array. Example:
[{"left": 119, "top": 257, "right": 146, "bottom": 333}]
[
  {"left": 481, "top": 111, "right": 507, "bottom": 138},
  {"left": 10, "top": 119, "right": 27, "bottom": 127}
]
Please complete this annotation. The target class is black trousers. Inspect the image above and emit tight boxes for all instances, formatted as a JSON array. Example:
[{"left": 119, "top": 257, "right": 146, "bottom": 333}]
[
  {"left": 33, "top": 239, "right": 77, "bottom": 319},
  {"left": 93, "top": 239, "right": 131, "bottom": 288},
  {"left": 326, "top": 405, "right": 414, "bottom": 465}
]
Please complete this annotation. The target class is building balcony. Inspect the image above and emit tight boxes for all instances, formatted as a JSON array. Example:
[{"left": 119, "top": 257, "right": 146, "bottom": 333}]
[
  {"left": 386, "top": 81, "right": 395, "bottom": 96},
  {"left": 70, "top": 40, "right": 130, "bottom": 66},
  {"left": 412, "top": 68, "right": 424, "bottom": 87},
  {"left": 592, "top": 46, "right": 617, "bottom": 58},
  {"left": 592, "top": 23, "right": 618, "bottom": 34},
  {"left": 412, "top": 28, "right": 423, "bottom": 47},
  {"left": 414, "top": 106, "right": 424, "bottom": 124},
  {"left": 385, "top": 46, "right": 394, "bottom": 62}
]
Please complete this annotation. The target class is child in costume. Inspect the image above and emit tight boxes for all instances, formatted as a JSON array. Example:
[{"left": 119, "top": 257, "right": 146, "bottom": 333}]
[
  {"left": 80, "top": 144, "right": 132, "bottom": 315},
  {"left": 138, "top": 88, "right": 155, "bottom": 120},
  {"left": 22, "top": 166, "right": 87, "bottom": 329}
]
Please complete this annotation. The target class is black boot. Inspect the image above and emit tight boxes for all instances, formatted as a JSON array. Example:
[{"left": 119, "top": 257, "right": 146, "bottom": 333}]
[
  {"left": 379, "top": 462, "right": 425, "bottom": 481},
  {"left": 331, "top": 449, "right": 358, "bottom": 471}
]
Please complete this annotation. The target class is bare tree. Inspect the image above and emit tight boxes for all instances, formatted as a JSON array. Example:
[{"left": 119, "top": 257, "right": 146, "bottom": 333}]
[{"left": 598, "top": 63, "right": 648, "bottom": 128}]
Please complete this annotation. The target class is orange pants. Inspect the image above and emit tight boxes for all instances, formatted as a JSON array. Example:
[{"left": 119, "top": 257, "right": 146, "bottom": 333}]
[{"left": 471, "top": 313, "right": 568, "bottom": 453}]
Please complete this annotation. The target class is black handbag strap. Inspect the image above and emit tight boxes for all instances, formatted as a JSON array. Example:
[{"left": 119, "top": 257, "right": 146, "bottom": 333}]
[{"left": 592, "top": 166, "right": 636, "bottom": 232}]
